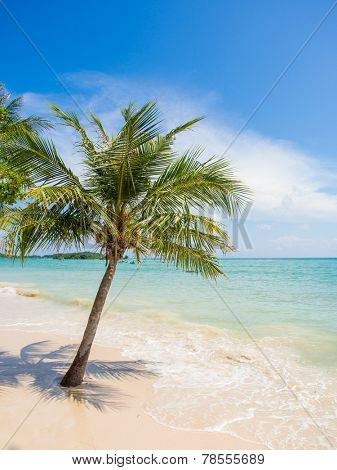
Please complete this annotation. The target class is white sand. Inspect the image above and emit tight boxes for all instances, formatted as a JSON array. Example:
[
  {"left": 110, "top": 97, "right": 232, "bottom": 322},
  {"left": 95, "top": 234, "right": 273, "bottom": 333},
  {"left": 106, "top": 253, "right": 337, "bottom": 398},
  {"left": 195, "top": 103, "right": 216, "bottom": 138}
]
[{"left": 0, "top": 329, "right": 265, "bottom": 450}]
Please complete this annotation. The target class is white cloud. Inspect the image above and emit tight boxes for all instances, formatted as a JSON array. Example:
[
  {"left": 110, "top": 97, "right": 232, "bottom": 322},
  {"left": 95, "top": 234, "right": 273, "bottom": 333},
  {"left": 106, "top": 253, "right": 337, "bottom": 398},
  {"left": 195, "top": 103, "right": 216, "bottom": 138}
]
[
  {"left": 271, "top": 235, "right": 313, "bottom": 250},
  {"left": 174, "top": 121, "right": 337, "bottom": 223},
  {"left": 22, "top": 72, "right": 337, "bottom": 224},
  {"left": 258, "top": 224, "right": 273, "bottom": 231}
]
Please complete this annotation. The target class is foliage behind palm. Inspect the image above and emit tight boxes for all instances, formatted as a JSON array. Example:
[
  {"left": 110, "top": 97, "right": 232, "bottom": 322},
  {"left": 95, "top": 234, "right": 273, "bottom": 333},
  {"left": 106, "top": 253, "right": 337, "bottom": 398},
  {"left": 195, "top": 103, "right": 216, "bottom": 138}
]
[
  {"left": 0, "top": 84, "right": 50, "bottom": 206},
  {"left": 0, "top": 84, "right": 50, "bottom": 143},
  {"left": 0, "top": 163, "right": 30, "bottom": 207}
]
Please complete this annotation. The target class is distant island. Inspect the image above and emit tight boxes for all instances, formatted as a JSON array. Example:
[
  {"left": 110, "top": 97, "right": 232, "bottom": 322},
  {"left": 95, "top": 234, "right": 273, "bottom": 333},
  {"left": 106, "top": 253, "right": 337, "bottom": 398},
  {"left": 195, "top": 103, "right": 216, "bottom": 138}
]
[
  {"left": 0, "top": 251, "right": 129, "bottom": 260},
  {"left": 44, "top": 252, "right": 106, "bottom": 260}
]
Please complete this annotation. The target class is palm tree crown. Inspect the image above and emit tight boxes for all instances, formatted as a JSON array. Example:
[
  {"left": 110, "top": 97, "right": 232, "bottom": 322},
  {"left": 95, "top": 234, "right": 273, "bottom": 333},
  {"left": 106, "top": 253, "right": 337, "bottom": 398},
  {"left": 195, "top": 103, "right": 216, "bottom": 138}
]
[{"left": 1, "top": 101, "right": 249, "bottom": 276}]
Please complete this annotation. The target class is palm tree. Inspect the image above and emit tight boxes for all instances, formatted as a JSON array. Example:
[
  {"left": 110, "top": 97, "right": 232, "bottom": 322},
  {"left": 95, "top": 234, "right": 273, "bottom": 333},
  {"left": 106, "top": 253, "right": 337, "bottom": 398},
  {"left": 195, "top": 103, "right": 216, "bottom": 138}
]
[
  {"left": 0, "top": 84, "right": 50, "bottom": 207},
  {"left": 0, "top": 102, "right": 250, "bottom": 387}
]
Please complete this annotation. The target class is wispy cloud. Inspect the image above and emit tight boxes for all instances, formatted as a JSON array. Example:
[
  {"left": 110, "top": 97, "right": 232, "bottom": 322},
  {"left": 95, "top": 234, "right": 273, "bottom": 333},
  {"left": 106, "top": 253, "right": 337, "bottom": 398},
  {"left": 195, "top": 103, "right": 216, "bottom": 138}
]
[
  {"left": 271, "top": 235, "right": 313, "bottom": 250},
  {"left": 258, "top": 224, "right": 273, "bottom": 231},
  {"left": 22, "top": 71, "right": 337, "bottom": 226}
]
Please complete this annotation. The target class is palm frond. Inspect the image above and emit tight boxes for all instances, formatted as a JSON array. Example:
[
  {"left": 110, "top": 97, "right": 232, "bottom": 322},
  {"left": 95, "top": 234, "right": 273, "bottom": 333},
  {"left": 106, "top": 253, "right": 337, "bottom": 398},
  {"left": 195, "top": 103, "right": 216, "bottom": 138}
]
[
  {"left": 146, "top": 236, "right": 224, "bottom": 279},
  {"left": 50, "top": 104, "right": 94, "bottom": 154},
  {"left": 165, "top": 116, "right": 204, "bottom": 141},
  {"left": 141, "top": 148, "right": 251, "bottom": 216},
  {"left": 0, "top": 205, "right": 87, "bottom": 260},
  {"left": 24, "top": 185, "right": 118, "bottom": 240},
  {"left": 1, "top": 133, "right": 83, "bottom": 187},
  {"left": 133, "top": 211, "right": 232, "bottom": 252},
  {"left": 0, "top": 87, "right": 51, "bottom": 136},
  {"left": 89, "top": 112, "right": 110, "bottom": 146},
  {"left": 5, "top": 96, "right": 24, "bottom": 115}
]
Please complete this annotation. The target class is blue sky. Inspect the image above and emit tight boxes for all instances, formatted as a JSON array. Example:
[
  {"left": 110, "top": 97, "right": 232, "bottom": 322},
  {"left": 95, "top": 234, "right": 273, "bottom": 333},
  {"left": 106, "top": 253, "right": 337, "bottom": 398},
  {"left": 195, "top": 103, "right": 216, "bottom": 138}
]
[{"left": 1, "top": 0, "right": 337, "bottom": 256}]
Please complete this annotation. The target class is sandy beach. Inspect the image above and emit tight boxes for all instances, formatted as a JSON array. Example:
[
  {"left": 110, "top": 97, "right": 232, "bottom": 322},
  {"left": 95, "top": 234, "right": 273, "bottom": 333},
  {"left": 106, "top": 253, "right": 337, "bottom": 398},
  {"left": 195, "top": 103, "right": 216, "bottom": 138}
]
[{"left": 0, "top": 329, "right": 265, "bottom": 450}]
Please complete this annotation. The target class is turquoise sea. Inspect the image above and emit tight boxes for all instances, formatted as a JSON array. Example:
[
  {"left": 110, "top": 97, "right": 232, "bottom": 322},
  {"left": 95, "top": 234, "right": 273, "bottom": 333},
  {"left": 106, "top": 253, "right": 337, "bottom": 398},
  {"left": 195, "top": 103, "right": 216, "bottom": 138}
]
[{"left": 0, "top": 257, "right": 336, "bottom": 449}]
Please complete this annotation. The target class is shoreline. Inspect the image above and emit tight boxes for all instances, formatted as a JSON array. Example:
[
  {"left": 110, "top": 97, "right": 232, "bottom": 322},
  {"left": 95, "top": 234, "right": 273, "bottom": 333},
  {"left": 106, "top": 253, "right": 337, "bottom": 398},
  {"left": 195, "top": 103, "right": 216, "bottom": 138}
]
[
  {"left": 1, "top": 271, "right": 336, "bottom": 450},
  {"left": 0, "top": 328, "right": 265, "bottom": 450}
]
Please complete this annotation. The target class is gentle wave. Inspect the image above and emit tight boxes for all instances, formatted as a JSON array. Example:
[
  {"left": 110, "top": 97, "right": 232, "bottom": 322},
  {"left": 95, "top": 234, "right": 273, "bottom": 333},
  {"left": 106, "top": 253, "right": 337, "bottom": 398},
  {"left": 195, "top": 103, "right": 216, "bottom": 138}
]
[
  {"left": 0, "top": 282, "right": 93, "bottom": 307},
  {"left": 96, "top": 311, "right": 337, "bottom": 449},
  {"left": 0, "top": 285, "right": 40, "bottom": 298}
]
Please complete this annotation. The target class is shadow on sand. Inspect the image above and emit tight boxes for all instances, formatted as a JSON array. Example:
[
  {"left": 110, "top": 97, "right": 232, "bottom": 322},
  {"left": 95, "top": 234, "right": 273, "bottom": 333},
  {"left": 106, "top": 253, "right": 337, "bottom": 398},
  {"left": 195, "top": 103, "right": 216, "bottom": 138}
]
[{"left": 0, "top": 341, "right": 156, "bottom": 411}]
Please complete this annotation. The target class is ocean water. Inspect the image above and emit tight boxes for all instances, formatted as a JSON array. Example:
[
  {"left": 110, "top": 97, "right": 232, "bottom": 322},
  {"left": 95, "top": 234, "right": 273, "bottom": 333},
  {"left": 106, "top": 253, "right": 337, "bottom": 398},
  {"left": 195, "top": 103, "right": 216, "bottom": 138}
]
[{"left": 0, "top": 257, "right": 336, "bottom": 449}]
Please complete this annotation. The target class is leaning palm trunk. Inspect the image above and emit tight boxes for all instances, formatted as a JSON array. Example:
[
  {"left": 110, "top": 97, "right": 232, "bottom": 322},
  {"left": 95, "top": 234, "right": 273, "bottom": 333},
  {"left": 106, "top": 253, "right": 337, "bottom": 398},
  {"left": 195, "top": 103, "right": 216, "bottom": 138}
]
[{"left": 60, "top": 256, "right": 117, "bottom": 387}]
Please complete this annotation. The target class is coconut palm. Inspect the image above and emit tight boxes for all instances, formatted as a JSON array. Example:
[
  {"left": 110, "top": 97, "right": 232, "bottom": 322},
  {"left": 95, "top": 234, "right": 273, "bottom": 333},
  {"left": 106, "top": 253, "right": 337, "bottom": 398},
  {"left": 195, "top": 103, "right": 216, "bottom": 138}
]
[{"left": 0, "top": 102, "right": 250, "bottom": 387}]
